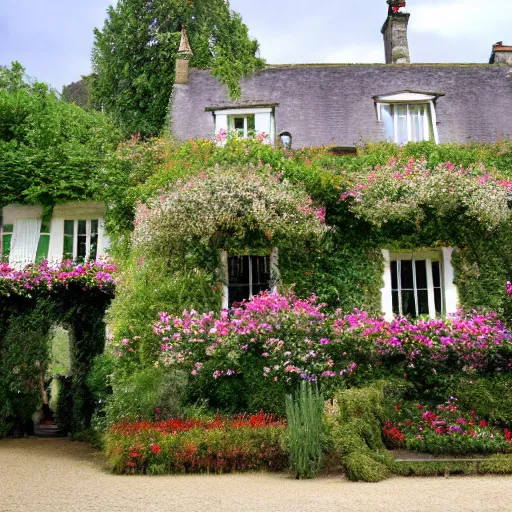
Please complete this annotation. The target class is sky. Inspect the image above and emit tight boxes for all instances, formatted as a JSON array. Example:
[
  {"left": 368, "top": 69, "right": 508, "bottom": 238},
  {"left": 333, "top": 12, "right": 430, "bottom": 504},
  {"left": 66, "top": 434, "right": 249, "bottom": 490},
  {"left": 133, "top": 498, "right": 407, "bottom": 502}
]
[{"left": 1, "top": 0, "right": 510, "bottom": 91}]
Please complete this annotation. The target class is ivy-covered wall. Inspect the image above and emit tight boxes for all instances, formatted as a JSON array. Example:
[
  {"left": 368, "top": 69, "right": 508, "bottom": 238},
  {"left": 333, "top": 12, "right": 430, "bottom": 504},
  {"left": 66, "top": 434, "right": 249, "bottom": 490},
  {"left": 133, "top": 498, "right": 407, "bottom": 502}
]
[{"left": 104, "top": 138, "right": 512, "bottom": 371}]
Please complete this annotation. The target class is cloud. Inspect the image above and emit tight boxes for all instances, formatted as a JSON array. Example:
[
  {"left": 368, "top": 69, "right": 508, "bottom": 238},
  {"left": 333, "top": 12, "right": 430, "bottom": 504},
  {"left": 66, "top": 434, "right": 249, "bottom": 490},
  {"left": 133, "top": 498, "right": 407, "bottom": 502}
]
[{"left": 411, "top": 0, "right": 510, "bottom": 39}]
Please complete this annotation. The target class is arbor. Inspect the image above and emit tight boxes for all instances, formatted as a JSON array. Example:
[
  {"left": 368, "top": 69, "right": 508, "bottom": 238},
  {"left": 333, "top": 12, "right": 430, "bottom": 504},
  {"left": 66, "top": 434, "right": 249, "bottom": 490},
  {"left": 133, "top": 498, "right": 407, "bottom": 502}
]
[{"left": 92, "top": 0, "right": 264, "bottom": 137}]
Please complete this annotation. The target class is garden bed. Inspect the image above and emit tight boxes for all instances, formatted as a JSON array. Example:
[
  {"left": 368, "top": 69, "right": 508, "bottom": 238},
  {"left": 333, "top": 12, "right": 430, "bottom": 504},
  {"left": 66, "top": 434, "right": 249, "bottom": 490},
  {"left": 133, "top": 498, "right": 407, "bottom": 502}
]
[{"left": 104, "top": 412, "right": 287, "bottom": 475}]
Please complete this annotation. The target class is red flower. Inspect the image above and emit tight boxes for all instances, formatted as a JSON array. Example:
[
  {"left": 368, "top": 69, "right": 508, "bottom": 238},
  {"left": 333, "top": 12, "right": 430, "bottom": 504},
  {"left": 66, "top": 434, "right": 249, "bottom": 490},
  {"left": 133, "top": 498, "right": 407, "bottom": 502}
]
[
  {"left": 150, "top": 443, "right": 161, "bottom": 455},
  {"left": 504, "top": 429, "right": 512, "bottom": 442},
  {"left": 479, "top": 420, "right": 487, "bottom": 428}
]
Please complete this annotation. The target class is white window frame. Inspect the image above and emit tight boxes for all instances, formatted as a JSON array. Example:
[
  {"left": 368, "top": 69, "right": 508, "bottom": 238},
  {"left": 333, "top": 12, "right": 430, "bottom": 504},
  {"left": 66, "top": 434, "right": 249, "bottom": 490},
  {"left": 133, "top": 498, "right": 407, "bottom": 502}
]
[
  {"left": 381, "top": 248, "right": 458, "bottom": 320},
  {"left": 228, "top": 114, "right": 255, "bottom": 139},
  {"left": 214, "top": 108, "right": 275, "bottom": 145},
  {"left": 220, "top": 248, "right": 279, "bottom": 309},
  {"left": 375, "top": 92, "right": 439, "bottom": 145},
  {"left": 63, "top": 219, "right": 99, "bottom": 262}
]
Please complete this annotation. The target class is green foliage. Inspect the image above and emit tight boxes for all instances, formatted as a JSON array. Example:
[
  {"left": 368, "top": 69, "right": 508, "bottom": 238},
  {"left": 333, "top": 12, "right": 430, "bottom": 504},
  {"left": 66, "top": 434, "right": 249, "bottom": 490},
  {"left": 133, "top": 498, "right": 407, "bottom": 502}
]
[
  {"left": 450, "top": 376, "right": 512, "bottom": 424},
  {"left": 108, "top": 256, "right": 219, "bottom": 368},
  {"left": 92, "top": 0, "right": 264, "bottom": 137},
  {"left": 104, "top": 367, "right": 186, "bottom": 425},
  {"left": 329, "top": 385, "right": 392, "bottom": 482},
  {"left": 0, "top": 301, "right": 55, "bottom": 435},
  {"left": 0, "top": 62, "right": 121, "bottom": 210},
  {"left": 285, "top": 382, "right": 325, "bottom": 479}
]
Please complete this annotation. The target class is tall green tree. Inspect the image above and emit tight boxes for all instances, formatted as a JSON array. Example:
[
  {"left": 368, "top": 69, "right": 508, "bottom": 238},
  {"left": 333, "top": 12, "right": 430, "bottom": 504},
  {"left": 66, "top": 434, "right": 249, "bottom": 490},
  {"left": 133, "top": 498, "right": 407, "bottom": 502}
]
[{"left": 92, "top": 0, "right": 264, "bottom": 137}]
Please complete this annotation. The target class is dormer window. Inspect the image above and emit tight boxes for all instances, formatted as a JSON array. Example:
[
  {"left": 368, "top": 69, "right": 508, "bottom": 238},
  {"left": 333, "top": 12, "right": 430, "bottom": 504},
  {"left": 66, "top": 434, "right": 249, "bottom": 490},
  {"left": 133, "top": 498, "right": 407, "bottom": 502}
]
[{"left": 374, "top": 92, "right": 441, "bottom": 145}]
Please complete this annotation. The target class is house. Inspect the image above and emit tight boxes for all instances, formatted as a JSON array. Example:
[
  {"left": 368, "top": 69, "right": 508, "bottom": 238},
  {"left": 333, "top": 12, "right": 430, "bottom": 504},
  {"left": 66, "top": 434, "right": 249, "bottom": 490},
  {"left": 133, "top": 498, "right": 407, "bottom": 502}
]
[
  {"left": 170, "top": 1, "right": 512, "bottom": 149},
  {"left": 169, "top": 0, "right": 512, "bottom": 318}
]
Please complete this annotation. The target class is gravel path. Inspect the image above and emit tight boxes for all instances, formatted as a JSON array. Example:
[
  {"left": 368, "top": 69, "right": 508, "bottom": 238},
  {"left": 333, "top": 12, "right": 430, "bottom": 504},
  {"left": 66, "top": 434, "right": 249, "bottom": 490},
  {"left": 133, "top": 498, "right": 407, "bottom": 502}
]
[{"left": 0, "top": 438, "right": 510, "bottom": 512}]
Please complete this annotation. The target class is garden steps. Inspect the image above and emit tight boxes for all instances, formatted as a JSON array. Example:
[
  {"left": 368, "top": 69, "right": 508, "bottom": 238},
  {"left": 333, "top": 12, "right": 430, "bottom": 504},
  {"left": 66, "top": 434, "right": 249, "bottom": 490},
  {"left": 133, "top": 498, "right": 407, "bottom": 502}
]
[{"left": 33, "top": 422, "right": 62, "bottom": 438}]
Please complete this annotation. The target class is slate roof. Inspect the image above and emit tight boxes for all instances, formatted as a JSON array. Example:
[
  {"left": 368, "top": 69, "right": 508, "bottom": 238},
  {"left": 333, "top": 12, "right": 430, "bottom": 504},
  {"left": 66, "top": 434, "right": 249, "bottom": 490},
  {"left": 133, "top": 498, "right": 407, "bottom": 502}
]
[{"left": 170, "top": 64, "right": 512, "bottom": 148}]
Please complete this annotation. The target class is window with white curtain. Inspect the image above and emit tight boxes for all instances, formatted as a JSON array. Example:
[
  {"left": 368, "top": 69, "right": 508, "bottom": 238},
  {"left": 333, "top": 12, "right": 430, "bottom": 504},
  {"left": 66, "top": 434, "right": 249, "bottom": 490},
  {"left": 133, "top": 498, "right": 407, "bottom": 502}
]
[
  {"left": 8, "top": 218, "right": 42, "bottom": 269},
  {"left": 380, "top": 103, "right": 434, "bottom": 144},
  {"left": 375, "top": 92, "right": 440, "bottom": 145}
]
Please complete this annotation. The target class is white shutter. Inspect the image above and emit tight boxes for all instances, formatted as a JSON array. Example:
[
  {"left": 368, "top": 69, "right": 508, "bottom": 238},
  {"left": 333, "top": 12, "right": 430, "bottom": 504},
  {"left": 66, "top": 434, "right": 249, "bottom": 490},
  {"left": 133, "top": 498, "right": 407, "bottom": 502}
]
[
  {"left": 215, "top": 114, "right": 228, "bottom": 134},
  {"left": 255, "top": 112, "right": 271, "bottom": 138},
  {"left": 9, "top": 218, "right": 42, "bottom": 269},
  {"left": 48, "top": 218, "right": 64, "bottom": 266}
]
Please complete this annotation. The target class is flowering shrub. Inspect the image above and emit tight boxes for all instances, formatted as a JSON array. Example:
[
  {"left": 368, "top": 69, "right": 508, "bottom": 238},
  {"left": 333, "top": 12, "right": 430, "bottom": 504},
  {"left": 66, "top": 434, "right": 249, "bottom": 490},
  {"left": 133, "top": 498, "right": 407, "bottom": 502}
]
[
  {"left": 0, "top": 260, "right": 116, "bottom": 298},
  {"left": 109, "top": 293, "right": 512, "bottom": 412},
  {"left": 384, "top": 399, "right": 512, "bottom": 455},
  {"left": 340, "top": 158, "right": 512, "bottom": 232},
  {"left": 104, "top": 412, "right": 287, "bottom": 474},
  {"left": 132, "top": 168, "right": 327, "bottom": 255}
]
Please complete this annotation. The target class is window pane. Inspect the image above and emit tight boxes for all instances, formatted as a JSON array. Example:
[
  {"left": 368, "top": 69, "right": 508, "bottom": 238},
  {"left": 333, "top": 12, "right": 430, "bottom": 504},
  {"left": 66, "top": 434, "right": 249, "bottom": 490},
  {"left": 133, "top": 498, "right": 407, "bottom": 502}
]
[
  {"left": 400, "top": 260, "right": 414, "bottom": 289},
  {"left": 381, "top": 105, "right": 394, "bottom": 140},
  {"left": 229, "top": 286, "right": 250, "bottom": 308},
  {"left": 64, "top": 220, "right": 74, "bottom": 236},
  {"left": 228, "top": 256, "right": 250, "bottom": 285},
  {"left": 63, "top": 235, "right": 74, "bottom": 260},
  {"left": 391, "top": 260, "right": 398, "bottom": 290},
  {"left": 396, "top": 105, "right": 408, "bottom": 144},
  {"left": 3, "top": 224, "right": 13, "bottom": 233},
  {"left": 78, "top": 220, "right": 86, "bottom": 236},
  {"left": 392, "top": 290, "right": 400, "bottom": 315},
  {"left": 417, "top": 289, "right": 429, "bottom": 316},
  {"left": 247, "top": 115, "right": 255, "bottom": 132},
  {"left": 409, "top": 105, "right": 424, "bottom": 142},
  {"left": 434, "top": 288, "right": 442, "bottom": 315},
  {"left": 401, "top": 290, "right": 416, "bottom": 317},
  {"left": 432, "top": 261, "right": 441, "bottom": 288},
  {"left": 90, "top": 220, "right": 98, "bottom": 260},
  {"left": 234, "top": 118, "right": 244, "bottom": 130},
  {"left": 252, "top": 256, "right": 270, "bottom": 286},
  {"left": 35, "top": 234, "right": 50, "bottom": 264},
  {"left": 415, "top": 260, "right": 427, "bottom": 289}
]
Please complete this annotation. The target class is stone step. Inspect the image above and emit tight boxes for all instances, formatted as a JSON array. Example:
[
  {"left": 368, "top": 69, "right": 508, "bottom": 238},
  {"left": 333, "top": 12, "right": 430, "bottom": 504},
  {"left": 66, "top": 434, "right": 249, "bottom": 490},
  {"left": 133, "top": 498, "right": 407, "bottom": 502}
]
[{"left": 33, "top": 423, "right": 62, "bottom": 438}]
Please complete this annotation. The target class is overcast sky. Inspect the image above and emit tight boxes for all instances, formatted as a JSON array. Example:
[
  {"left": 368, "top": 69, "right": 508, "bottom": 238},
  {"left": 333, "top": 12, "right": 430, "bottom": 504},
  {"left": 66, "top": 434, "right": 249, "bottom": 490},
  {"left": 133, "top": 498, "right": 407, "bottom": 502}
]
[{"left": 1, "top": 0, "right": 510, "bottom": 91}]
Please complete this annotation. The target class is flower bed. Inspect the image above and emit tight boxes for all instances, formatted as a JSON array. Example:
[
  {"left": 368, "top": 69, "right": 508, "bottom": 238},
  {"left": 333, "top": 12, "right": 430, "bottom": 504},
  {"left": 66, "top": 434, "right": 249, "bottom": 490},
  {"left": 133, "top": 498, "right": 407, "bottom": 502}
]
[
  {"left": 104, "top": 412, "right": 287, "bottom": 474},
  {"left": 383, "top": 400, "right": 512, "bottom": 455}
]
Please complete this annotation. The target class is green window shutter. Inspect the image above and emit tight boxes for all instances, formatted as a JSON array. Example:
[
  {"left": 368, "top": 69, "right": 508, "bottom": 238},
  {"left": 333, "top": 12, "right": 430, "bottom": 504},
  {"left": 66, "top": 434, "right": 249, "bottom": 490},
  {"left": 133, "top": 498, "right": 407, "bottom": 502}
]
[
  {"left": 1, "top": 225, "right": 13, "bottom": 263},
  {"left": 35, "top": 221, "right": 51, "bottom": 264},
  {"left": 35, "top": 235, "right": 50, "bottom": 264}
]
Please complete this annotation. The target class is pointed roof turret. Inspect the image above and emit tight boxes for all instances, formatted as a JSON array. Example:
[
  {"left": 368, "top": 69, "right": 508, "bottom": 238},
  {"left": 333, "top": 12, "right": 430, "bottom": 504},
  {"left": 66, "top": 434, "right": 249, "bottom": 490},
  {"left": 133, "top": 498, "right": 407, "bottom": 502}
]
[{"left": 178, "top": 25, "right": 193, "bottom": 57}]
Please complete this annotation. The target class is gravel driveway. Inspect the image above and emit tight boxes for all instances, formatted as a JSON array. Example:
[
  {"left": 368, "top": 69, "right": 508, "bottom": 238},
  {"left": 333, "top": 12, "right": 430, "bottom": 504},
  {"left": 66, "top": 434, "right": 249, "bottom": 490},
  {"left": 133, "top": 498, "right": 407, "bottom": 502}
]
[{"left": 0, "top": 438, "right": 510, "bottom": 512}]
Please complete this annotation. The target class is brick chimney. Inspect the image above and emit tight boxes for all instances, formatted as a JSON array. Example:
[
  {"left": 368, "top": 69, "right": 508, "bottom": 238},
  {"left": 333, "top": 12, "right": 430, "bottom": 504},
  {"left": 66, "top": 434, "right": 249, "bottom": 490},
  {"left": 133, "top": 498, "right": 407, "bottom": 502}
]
[
  {"left": 490, "top": 42, "right": 512, "bottom": 65},
  {"left": 381, "top": 0, "right": 410, "bottom": 64},
  {"left": 175, "top": 25, "right": 193, "bottom": 84}
]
